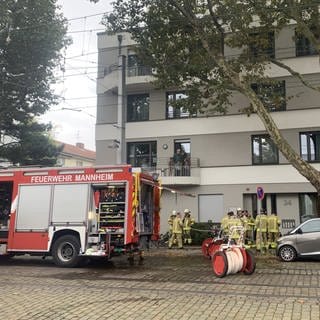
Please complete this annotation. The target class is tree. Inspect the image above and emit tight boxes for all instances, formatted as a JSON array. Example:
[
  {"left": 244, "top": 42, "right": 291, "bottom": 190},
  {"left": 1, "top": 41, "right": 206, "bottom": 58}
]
[
  {"left": 102, "top": 0, "right": 320, "bottom": 214},
  {"left": 0, "top": 122, "right": 63, "bottom": 166},
  {"left": 0, "top": 0, "right": 70, "bottom": 165}
]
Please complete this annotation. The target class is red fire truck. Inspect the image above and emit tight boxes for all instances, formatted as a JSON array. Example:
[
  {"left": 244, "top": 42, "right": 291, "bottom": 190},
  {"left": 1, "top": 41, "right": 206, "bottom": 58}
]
[{"left": 0, "top": 165, "right": 161, "bottom": 267}]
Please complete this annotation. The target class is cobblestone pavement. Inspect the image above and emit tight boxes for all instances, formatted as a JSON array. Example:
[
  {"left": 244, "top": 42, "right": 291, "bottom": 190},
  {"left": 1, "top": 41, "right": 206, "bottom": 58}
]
[{"left": 0, "top": 247, "right": 320, "bottom": 320}]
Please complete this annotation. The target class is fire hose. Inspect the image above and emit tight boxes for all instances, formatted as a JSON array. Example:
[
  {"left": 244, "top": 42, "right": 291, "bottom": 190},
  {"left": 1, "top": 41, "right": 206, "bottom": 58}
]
[{"left": 198, "top": 226, "right": 256, "bottom": 278}]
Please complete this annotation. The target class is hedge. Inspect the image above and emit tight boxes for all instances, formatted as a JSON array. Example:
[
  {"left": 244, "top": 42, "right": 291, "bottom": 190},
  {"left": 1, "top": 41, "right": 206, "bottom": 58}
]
[{"left": 190, "top": 222, "right": 221, "bottom": 245}]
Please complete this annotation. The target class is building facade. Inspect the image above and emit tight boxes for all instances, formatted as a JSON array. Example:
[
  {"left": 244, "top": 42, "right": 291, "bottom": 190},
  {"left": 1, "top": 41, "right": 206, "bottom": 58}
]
[
  {"left": 56, "top": 142, "right": 96, "bottom": 167},
  {"left": 96, "top": 27, "right": 320, "bottom": 234}
]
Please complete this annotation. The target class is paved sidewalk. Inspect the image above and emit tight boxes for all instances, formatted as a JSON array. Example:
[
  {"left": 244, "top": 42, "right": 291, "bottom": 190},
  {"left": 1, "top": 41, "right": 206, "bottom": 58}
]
[{"left": 0, "top": 246, "right": 319, "bottom": 319}]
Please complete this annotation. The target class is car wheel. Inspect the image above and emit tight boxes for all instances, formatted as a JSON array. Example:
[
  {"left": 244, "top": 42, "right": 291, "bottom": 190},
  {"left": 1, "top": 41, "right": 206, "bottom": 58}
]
[{"left": 279, "top": 245, "right": 297, "bottom": 262}]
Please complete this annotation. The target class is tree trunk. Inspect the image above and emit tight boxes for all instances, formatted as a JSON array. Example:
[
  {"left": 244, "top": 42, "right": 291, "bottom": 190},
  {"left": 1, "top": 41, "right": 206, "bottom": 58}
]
[
  {"left": 245, "top": 85, "right": 320, "bottom": 216},
  {"left": 219, "top": 59, "right": 320, "bottom": 216},
  {"left": 198, "top": 35, "right": 320, "bottom": 216}
]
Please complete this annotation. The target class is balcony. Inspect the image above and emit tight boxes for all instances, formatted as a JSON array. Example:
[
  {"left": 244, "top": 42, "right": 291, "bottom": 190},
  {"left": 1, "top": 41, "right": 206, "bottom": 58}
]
[
  {"left": 97, "top": 64, "right": 154, "bottom": 94},
  {"left": 141, "top": 157, "right": 200, "bottom": 186},
  {"left": 126, "top": 65, "right": 154, "bottom": 92},
  {"left": 127, "top": 66, "right": 152, "bottom": 77}
]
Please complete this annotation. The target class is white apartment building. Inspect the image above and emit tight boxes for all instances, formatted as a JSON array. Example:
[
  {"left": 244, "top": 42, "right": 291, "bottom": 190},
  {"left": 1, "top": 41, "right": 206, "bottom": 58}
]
[{"left": 95, "top": 27, "right": 320, "bottom": 234}]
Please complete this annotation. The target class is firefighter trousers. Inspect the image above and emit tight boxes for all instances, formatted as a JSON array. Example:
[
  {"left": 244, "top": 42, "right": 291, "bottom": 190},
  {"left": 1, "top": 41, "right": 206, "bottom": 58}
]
[
  {"left": 169, "top": 233, "right": 183, "bottom": 248},
  {"left": 183, "top": 229, "right": 192, "bottom": 244},
  {"left": 268, "top": 232, "right": 279, "bottom": 248},
  {"left": 256, "top": 231, "right": 268, "bottom": 250}
]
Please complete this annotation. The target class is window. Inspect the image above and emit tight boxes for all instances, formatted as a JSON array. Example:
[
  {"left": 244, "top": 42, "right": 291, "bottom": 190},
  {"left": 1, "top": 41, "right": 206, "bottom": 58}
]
[
  {"left": 127, "top": 141, "right": 157, "bottom": 169},
  {"left": 296, "top": 30, "right": 318, "bottom": 57},
  {"left": 252, "top": 135, "right": 278, "bottom": 165},
  {"left": 249, "top": 31, "right": 275, "bottom": 59},
  {"left": 300, "top": 219, "right": 320, "bottom": 233},
  {"left": 299, "top": 193, "right": 318, "bottom": 222},
  {"left": 127, "top": 54, "right": 151, "bottom": 77},
  {"left": 166, "top": 92, "right": 196, "bottom": 119},
  {"left": 300, "top": 132, "right": 320, "bottom": 162},
  {"left": 57, "top": 158, "right": 65, "bottom": 166},
  {"left": 127, "top": 94, "right": 149, "bottom": 122},
  {"left": 251, "top": 81, "right": 286, "bottom": 111},
  {"left": 174, "top": 139, "right": 190, "bottom": 156}
]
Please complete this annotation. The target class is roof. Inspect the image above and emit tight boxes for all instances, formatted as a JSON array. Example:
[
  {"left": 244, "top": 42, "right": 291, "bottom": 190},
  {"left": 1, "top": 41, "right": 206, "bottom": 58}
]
[{"left": 56, "top": 141, "right": 96, "bottom": 161}]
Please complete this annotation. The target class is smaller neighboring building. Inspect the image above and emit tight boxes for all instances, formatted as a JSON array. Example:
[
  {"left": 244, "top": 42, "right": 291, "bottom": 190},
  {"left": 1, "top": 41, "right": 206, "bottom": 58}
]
[{"left": 56, "top": 141, "right": 96, "bottom": 167}]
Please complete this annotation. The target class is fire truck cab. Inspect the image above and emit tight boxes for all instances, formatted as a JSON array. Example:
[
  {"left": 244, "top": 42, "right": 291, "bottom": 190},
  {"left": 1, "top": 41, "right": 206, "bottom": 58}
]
[{"left": 0, "top": 165, "right": 161, "bottom": 267}]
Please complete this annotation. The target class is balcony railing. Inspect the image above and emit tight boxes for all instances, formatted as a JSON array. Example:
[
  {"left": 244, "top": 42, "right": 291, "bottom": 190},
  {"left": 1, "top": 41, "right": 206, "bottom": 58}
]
[
  {"left": 158, "top": 157, "right": 199, "bottom": 177},
  {"left": 140, "top": 157, "right": 198, "bottom": 177},
  {"left": 101, "top": 65, "right": 152, "bottom": 79},
  {"left": 127, "top": 66, "right": 152, "bottom": 77}
]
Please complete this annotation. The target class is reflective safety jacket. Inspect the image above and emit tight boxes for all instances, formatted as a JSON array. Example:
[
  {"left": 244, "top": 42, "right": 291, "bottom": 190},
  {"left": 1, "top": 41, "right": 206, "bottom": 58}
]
[
  {"left": 246, "top": 217, "right": 255, "bottom": 231},
  {"left": 228, "top": 217, "right": 243, "bottom": 239},
  {"left": 255, "top": 214, "right": 268, "bottom": 232},
  {"left": 172, "top": 217, "right": 183, "bottom": 233},
  {"left": 267, "top": 214, "right": 281, "bottom": 232},
  {"left": 241, "top": 216, "right": 248, "bottom": 230},
  {"left": 183, "top": 216, "right": 195, "bottom": 231},
  {"left": 221, "top": 215, "right": 230, "bottom": 232},
  {"left": 168, "top": 216, "right": 174, "bottom": 231}
]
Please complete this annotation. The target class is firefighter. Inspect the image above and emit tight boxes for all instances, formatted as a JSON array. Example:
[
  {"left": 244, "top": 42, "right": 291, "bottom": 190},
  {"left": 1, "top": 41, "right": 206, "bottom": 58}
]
[
  {"left": 221, "top": 211, "right": 233, "bottom": 236},
  {"left": 247, "top": 211, "right": 256, "bottom": 247},
  {"left": 241, "top": 210, "right": 255, "bottom": 247},
  {"left": 168, "top": 210, "right": 176, "bottom": 238},
  {"left": 168, "top": 211, "right": 184, "bottom": 249},
  {"left": 255, "top": 209, "right": 268, "bottom": 252},
  {"left": 228, "top": 210, "right": 243, "bottom": 244},
  {"left": 182, "top": 208, "right": 195, "bottom": 245},
  {"left": 267, "top": 212, "right": 281, "bottom": 249}
]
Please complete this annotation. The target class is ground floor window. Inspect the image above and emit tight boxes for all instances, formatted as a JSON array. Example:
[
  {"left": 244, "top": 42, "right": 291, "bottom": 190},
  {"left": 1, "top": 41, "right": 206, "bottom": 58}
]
[{"left": 299, "top": 193, "right": 317, "bottom": 222}]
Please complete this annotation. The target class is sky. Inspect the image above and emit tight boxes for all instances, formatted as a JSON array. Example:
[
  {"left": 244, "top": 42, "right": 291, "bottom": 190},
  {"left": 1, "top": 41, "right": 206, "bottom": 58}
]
[{"left": 40, "top": 0, "right": 113, "bottom": 151}]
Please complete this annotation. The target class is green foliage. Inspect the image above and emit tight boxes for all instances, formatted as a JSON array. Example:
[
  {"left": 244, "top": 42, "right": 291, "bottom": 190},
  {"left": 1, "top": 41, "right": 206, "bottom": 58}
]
[
  {"left": 0, "top": 0, "right": 70, "bottom": 165},
  {"left": 102, "top": 0, "right": 320, "bottom": 205},
  {"left": 190, "top": 222, "right": 221, "bottom": 245},
  {"left": 0, "top": 122, "right": 63, "bottom": 166},
  {"left": 102, "top": 0, "right": 319, "bottom": 114}
]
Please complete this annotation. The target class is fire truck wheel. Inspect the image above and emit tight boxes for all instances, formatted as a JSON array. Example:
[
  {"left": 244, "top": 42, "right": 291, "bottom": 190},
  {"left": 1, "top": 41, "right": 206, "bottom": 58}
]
[{"left": 52, "top": 235, "right": 81, "bottom": 268}]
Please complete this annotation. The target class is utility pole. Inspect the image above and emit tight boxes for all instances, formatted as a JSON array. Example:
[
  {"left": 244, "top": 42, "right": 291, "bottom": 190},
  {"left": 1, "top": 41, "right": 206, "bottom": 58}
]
[{"left": 116, "top": 35, "right": 126, "bottom": 164}]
